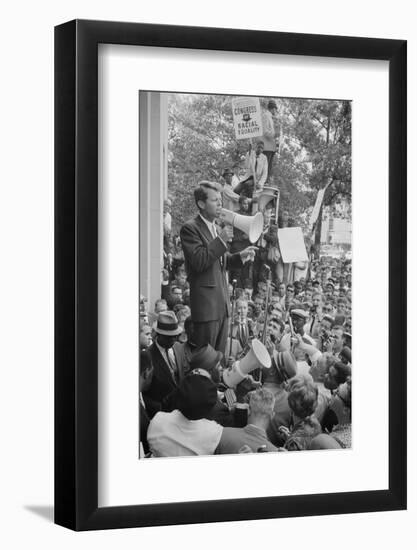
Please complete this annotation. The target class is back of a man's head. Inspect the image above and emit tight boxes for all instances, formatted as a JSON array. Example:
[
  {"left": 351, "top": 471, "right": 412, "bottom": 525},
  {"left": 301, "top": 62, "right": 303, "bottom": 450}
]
[
  {"left": 248, "top": 388, "right": 275, "bottom": 422},
  {"left": 287, "top": 374, "right": 318, "bottom": 419}
]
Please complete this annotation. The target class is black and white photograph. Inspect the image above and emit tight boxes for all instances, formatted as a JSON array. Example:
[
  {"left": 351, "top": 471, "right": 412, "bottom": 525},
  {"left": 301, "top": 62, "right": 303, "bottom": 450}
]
[
  {"left": 139, "top": 92, "right": 352, "bottom": 458},
  {"left": 0, "top": 0, "right": 410, "bottom": 542}
]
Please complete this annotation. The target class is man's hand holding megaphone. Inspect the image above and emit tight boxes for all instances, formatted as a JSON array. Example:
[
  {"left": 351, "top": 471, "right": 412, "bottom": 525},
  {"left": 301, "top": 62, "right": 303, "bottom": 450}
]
[
  {"left": 218, "top": 225, "right": 234, "bottom": 243},
  {"left": 239, "top": 245, "right": 258, "bottom": 264}
]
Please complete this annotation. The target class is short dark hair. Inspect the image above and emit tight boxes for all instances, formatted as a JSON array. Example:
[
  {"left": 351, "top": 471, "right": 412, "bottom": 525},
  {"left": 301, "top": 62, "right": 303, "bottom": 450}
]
[
  {"left": 287, "top": 376, "right": 318, "bottom": 419},
  {"left": 194, "top": 181, "right": 220, "bottom": 211},
  {"left": 332, "top": 362, "right": 352, "bottom": 385},
  {"left": 269, "top": 316, "right": 284, "bottom": 332}
]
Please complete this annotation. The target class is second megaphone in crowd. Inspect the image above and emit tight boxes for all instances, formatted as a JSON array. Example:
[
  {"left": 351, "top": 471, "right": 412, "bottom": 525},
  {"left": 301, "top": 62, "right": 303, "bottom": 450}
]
[
  {"left": 222, "top": 339, "right": 271, "bottom": 388},
  {"left": 257, "top": 186, "right": 279, "bottom": 212},
  {"left": 219, "top": 208, "right": 264, "bottom": 244}
]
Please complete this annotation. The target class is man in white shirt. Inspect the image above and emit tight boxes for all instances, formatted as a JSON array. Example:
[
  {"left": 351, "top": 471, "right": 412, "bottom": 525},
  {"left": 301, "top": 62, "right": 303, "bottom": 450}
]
[
  {"left": 147, "top": 372, "right": 223, "bottom": 457},
  {"left": 236, "top": 141, "right": 268, "bottom": 202},
  {"left": 279, "top": 309, "right": 322, "bottom": 372},
  {"left": 262, "top": 99, "right": 278, "bottom": 181},
  {"left": 221, "top": 168, "right": 241, "bottom": 212}
]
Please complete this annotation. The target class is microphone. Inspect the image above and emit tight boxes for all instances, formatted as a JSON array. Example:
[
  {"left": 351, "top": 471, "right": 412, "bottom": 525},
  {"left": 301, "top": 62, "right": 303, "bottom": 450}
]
[{"left": 263, "top": 264, "right": 271, "bottom": 279}]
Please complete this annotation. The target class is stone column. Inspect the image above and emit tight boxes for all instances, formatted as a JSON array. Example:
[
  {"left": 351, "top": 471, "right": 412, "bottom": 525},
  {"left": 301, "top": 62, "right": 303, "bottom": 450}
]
[{"left": 139, "top": 92, "right": 168, "bottom": 310}]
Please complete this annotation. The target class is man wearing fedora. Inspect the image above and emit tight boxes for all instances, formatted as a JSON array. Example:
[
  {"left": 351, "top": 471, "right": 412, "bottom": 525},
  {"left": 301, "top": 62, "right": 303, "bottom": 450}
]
[
  {"left": 186, "top": 343, "right": 256, "bottom": 428},
  {"left": 142, "top": 310, "right": 183, "bottom": 418},
  {"left": 180, "top": 181, "right": 257, "bottom": 356}
]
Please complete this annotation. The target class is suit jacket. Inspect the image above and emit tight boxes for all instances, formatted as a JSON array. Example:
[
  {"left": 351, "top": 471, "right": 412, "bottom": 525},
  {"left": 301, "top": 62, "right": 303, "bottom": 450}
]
[
  {"left": 139, "top": 398, "right": 151, "bottom": 455},
  {"left": 216, "top": 424, "right": 277, "bottom": 454},
  {"left": 180, "top": 215, "right": 243, "bottom": 322},
  {"left": 143, "top": 343, "right": 180, "bottom": 418},
  {"left": 172, "top": 340, "right": 197, "bottom": 383}
]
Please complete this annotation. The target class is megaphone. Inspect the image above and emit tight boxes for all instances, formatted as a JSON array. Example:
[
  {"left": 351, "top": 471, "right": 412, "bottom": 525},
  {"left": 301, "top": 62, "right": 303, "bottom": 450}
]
[
  {"left": 223, "top": 339, "right": 272, "bottom": 388},
  {"left": 258, "top": 186, "right": 279, "bottom": 212},
  {"left": 219, "top": 208, "right": 264, "bottom": 243}
]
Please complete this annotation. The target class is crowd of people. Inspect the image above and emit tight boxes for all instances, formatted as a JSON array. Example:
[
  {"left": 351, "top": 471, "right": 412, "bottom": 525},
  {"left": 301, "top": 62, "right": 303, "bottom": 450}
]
[
  {"left": 139, "top": 201, "right": 351, "bottom": 457},
  {"left": 139, "top": 98, "right": 352, "bottom": 459}
]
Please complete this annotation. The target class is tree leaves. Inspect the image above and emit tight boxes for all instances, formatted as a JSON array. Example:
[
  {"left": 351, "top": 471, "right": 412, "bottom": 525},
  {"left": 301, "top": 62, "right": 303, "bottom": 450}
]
[{"left": 167, "top": 94, "right": 351, "bottom": 236}]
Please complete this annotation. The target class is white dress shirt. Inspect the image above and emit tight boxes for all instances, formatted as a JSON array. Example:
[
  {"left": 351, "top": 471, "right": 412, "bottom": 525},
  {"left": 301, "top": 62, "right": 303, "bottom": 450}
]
[{"left": 147, "top": 410, "right": 223, "bottom": 457}]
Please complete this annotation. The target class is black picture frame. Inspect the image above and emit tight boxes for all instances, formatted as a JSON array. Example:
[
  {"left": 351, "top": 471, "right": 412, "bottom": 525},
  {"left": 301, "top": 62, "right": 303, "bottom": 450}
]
[{"left": 55, "top": 19, "right": 407, "bottom": 531}]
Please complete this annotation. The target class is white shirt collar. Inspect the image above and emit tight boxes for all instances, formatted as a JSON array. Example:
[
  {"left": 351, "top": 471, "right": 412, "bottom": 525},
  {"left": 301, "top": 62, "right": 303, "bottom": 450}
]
[{"left": 199, "top": 214, "right": 217, "bottom": 235}]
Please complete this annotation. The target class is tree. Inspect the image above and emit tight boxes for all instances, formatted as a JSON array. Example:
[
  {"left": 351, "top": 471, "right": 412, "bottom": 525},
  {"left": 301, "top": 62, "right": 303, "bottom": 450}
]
[
  {"left": 167, "top": 94, "right": 351, "bottom": 246},
  {"left": 281, "top": 98, "right": 352, "bottom": 253},
  {"left": 168, "top": 93, "right": 250, "bottom": 230}
]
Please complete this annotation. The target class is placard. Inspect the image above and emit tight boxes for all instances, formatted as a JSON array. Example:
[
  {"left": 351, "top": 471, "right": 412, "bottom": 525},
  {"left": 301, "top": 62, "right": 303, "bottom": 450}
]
[
  {"left": 232, "top": 97, "right": 263, "bottom": 139},
  {"left": 278, "top": 227, "right": 309, "bottom": 263}
]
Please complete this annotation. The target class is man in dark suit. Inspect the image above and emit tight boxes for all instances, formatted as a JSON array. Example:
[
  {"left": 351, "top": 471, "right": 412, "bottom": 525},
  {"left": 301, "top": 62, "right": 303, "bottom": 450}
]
[
  {"left": 180, "top": 181, "right": 257, "bottom": 355},
  {"left": 142, "top": 311, "right": 182, "bottom": 418},
  {"left": 139, "top": 349, "right": 154, "bottom": 456}
]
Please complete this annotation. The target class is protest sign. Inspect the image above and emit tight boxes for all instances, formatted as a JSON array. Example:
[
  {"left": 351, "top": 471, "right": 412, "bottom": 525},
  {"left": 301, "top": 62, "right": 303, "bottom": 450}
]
[
  {"left": 278, "top": 227, "right": 309, "bottom": 263},
  {"left": 232, "top": 97, "right": 263, "bottom": 140},
  {"left": 309, "top": 182, "right": 331, "bottom": 228}
]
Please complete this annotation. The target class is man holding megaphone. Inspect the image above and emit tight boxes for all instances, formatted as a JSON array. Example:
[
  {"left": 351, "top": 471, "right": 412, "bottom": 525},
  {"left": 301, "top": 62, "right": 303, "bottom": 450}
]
[{"left": 180, "top": 181, "right": 259, "bottom": 355}]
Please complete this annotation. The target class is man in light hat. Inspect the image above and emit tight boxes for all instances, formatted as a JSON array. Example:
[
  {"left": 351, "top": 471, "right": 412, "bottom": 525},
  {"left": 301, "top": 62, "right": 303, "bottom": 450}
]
[
  {"left": 280, "top": 308, "right": 322, "bottom": 366},
  {"left": 142, "top": 310, "right": 183, "bottom": 418}
]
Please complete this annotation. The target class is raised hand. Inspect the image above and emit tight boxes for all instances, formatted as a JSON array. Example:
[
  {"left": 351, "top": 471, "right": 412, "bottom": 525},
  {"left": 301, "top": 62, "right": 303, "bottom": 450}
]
[{"left": 240, "top": 246, "right": 258, "bottom": 264}]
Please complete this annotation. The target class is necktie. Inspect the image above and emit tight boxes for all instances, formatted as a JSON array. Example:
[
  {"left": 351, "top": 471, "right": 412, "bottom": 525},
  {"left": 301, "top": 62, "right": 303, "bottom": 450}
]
[
  {"left": 165, "top": 350, "right": 177, "bottom": 382},
  {"left": 238, "top": 323, "right": 247, "bottom": 347},
  {"left": 213, "top": 223, "right": 224, "bottom": 267},
  {"left": 255, "top": 157, "right": 258, "bottom": 172},
  {"left": 310, "top": 315, "right": 316, "bottom": 334}
]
